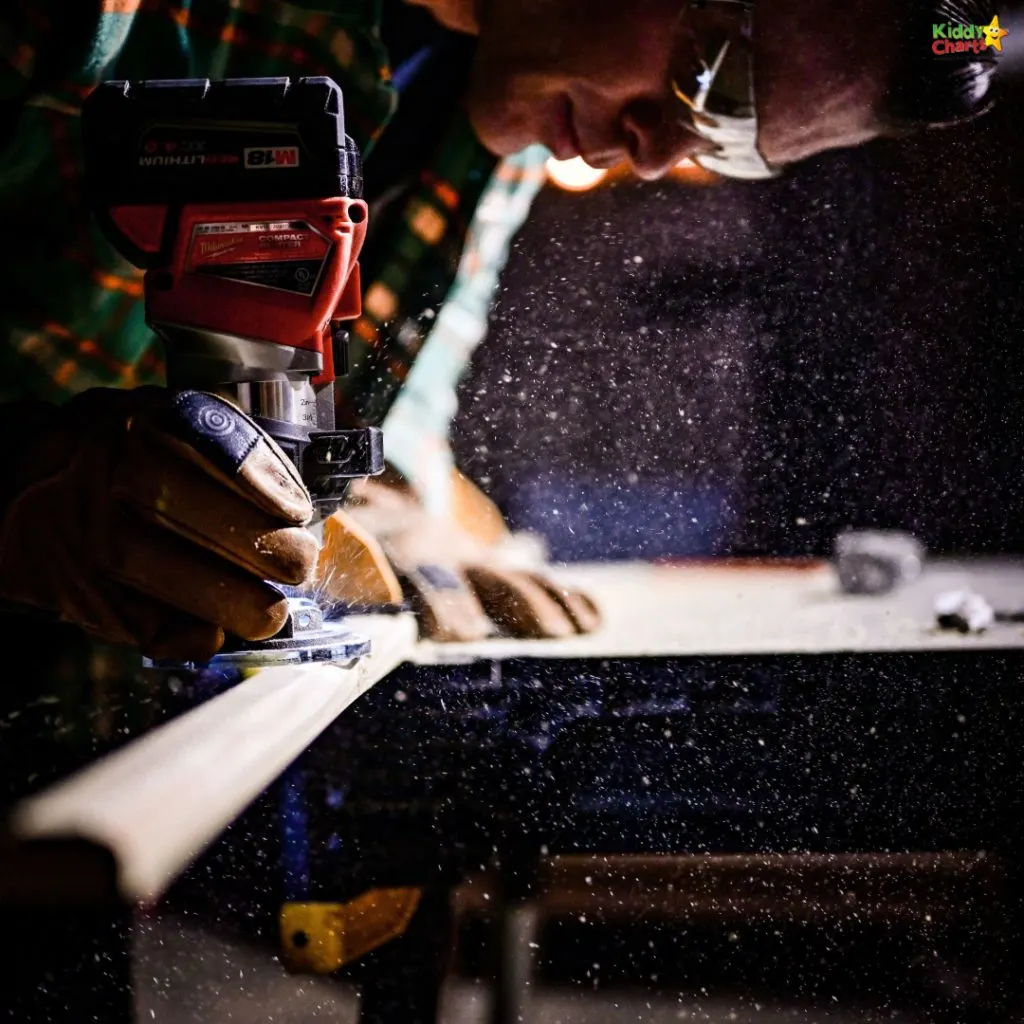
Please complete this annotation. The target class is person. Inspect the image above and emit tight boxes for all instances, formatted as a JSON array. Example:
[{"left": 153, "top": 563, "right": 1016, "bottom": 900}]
[{"left": 0, "top": 0, "right": 1002, "bottom": 660}]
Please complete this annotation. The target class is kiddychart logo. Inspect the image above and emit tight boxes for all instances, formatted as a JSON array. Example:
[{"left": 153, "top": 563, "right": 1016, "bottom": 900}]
[{"left": 931, "top": 14, "right": 1008, "bottom": 55}]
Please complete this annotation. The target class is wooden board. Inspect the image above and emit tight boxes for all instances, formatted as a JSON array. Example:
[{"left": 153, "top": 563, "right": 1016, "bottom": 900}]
[
  {"left": 416, "top": 558, "right": 1024, "bottom": 664},
  {"left": 7, "top": 557, "right": 1024, "bottom": 906},
  {"left": 5, "top": 613, "right": 418, "bottom": 904}
]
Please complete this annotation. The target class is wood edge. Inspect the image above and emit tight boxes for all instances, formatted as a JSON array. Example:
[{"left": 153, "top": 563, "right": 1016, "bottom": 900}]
[{"left": 4, "top": 615, "right": 419, "bottom": 904}]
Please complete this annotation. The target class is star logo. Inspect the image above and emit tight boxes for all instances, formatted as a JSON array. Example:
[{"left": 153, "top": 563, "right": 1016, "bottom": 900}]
[{"left": 981, "top": 14, "right": 1009, "bottom": 51}]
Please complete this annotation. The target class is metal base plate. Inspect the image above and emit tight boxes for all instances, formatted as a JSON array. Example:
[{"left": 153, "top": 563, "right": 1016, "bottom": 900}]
[
  {"left": 145, "top": 623, "right": 370, "bottom": 671},
  {"left": 213, "top": 623, "right": 371, "bottom": 666}
]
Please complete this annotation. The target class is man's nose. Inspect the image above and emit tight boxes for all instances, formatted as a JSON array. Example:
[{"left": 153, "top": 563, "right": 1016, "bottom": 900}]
[{"left": 621, "top": 98, "right": 707, "bottom": 180}]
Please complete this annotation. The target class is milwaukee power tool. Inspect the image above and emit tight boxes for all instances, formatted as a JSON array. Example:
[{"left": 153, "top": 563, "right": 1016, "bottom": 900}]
[{"left": 81, "top": 76, "right": 383, "bottom": 665}]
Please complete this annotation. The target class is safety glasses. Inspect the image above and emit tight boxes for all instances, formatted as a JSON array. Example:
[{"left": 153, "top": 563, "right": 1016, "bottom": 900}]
[
  {"left": 668, "top": 0, "right": 776, "bottom": 179},
  {"left": 671, "top": 0, "right": 755, "bottom": 130}
]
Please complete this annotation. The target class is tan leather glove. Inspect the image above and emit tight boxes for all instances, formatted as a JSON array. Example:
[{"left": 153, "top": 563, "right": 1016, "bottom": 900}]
[
  {"left": 318, "top": 468, "right": 601, "bottom": 642},
  {"left": 0, "top": 387, "right": 317, "bottom": 661}
]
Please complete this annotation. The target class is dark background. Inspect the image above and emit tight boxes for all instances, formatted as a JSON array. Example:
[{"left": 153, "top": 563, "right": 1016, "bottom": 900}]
[{"left": 453, "top": 77, "right": 1024, "bottom": 562}]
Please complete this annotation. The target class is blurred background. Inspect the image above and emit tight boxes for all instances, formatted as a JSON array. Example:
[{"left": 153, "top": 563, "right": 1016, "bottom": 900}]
[{"left": 453, "top": 75, "right": 1024, "bottom": 565}]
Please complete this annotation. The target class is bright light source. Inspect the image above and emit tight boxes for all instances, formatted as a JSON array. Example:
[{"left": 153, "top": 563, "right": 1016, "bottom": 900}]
[{"left": 546, "top": 156, "right": 607, "bottom": 192}]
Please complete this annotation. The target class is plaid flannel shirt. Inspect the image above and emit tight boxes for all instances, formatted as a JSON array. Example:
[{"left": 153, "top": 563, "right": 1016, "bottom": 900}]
[{"left": 0, "top": 0, "right": 546, "bottom": 511}]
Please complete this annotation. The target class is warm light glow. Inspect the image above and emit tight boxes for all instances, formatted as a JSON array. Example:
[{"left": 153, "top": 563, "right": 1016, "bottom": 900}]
[
  {"left": 667, "top": 157, "right": 718, "bottom": 186},
  {"left": 546, "top": 156, "right": 717, "bottom": 193},
  {"left": 545, "top": 156, "right": 608, "bottom": 192}
]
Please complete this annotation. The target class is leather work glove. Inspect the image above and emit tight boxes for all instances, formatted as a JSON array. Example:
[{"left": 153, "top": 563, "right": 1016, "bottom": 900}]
[
  {"left": 316, "top": 468, "right": 601, "bottom": 643},
  {"left": 0, "top": 387, "right": 317, "bottom": 661}
]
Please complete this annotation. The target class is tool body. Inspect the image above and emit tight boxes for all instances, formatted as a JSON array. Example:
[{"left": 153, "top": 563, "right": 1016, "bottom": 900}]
[{"left": 82, "top": 76, "right": 383, "bottom": 664}]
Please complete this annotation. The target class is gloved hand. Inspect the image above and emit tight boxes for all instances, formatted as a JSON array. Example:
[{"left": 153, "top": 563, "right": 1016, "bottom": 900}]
[
  {"left": 0, "top": 387, "right": 317, "bottom": 661},
  {"left": 318, "top": 468, "right": 601, "bottom": 642}
]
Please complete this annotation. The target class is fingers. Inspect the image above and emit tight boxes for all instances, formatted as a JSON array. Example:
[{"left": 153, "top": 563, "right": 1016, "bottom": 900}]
[
  {"left": 524, "top": 573, "right": 603, "bottom": 634},
  {"left": 61, "top": 578, "right": 225, "bottom": 661},
  {"left": 133, "top": 390, "right": 313, "bottom": 525},
  {"left": 115, "top": 440, "right": 317, "bottom": 586},
  {"left": 103, "top": 511, "right": 292, "bottom": 641},
  {"left": 399, "top": 564, "right": 494, "bottom": 642},
  {"left": 339, "top": 462, "right": 602, "bottom": 643},
  {"left": 460, "top": 567, "right": 603, "bottom": 640},
  {"left": 102, "top": 585, "right": 225, "bottom": 661},
  {"left": 2, "top": 387, "right": 312, "bottom": 656},
  {"left": 462, "top": 565, "right": 578, "bottom": 640}
]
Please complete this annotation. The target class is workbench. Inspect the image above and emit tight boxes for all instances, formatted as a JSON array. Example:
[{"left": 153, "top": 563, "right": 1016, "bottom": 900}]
[{"left": 2, "top": 558, "right": 1023, "bottom": 1022}]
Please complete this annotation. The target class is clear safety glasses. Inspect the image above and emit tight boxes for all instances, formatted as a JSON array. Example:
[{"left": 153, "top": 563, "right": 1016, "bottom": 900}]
[{"left": 668, "top": 0, "right": 777, "bottom": 179}]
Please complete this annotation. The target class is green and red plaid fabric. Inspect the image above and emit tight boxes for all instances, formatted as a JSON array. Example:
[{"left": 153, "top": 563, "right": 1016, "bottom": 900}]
[{"left": 0, "top": 0, "right": 510, "bottom": 438}]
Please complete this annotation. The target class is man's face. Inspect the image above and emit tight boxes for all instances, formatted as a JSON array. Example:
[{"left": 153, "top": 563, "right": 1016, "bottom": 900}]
[{"left": 466, "top": 0, "right": 712, "bottom": 179}]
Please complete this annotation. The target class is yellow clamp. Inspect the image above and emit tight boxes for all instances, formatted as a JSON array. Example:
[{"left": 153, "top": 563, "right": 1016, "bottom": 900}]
[{"left": 280, "top": 887, "right": 423, "bottom": 974}]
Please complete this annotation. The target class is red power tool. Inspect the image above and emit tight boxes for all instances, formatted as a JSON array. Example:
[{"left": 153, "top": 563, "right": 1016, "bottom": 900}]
[
  {"left": 81, "top": 76, "right": 383, "bottom": 664},
  {"left": 82, "top": 75, "right": 382, "bottom": 509}
]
